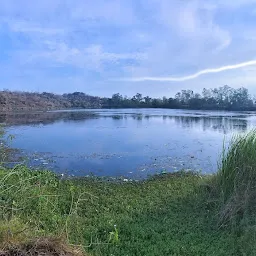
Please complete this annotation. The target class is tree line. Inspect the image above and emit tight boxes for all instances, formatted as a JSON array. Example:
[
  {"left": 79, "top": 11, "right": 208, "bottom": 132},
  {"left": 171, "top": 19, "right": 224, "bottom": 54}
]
[
  {"left": 0, "top": 91, "right": 101, "bottom": 111},
  {"left": 0, "top": 85, "right": 255, "bottom": 111},
  {"left": 102, "top": 85, "right": 256, "bottom": 111}
]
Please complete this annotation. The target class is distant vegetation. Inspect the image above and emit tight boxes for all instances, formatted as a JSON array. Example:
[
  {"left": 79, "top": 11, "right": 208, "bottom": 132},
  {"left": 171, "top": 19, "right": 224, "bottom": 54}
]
[
  {"left": 104, "top": 85, "right": 255, "bottom": 110},
  {"left": 0, "top": 85, "right": 255, "bottom": 111},
  {"left": 0, "top": 91, "right": 101, "bottom": 111}
]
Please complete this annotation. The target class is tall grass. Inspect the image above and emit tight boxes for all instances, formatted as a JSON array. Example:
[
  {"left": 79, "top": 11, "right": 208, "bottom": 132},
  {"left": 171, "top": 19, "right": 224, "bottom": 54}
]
[
  {"left": 217, "top": 130, "right": 256, "bottom": 225},
  {"left": 0, "top": 165, "right": 124, "bottom": 251},
  {"left": 0, "top": 167, "right": 66, "bottom": 243}
]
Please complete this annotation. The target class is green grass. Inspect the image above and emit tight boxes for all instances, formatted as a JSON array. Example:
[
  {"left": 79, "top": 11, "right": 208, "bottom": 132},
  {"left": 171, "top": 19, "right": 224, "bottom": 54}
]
[
  {"left": 217, "top": 130, "right": 256, "bottom": 227},
  {"left": 2, "top": 131, "right": 256, "bottom": 255},
  {"left": 0, "top": 166, "right": 251, "bottom": 256}
]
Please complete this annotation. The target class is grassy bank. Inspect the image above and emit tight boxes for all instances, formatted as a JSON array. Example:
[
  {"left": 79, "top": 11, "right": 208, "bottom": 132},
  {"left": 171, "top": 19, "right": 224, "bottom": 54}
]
[
  {"left": 2, "top": 132, "right": 256, "bottom": 255},
  {"left": 0, "top": 168, "right": 251, "bottom": 255}
]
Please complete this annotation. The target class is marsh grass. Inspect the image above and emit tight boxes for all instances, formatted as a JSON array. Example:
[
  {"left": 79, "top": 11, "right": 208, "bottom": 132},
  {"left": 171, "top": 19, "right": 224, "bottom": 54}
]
[{"left": 217, "top": 130, "right": 256, "bottom": 226}]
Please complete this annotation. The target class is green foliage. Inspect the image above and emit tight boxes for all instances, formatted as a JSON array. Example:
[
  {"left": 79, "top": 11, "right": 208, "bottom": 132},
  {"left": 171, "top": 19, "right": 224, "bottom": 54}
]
[
  {"left": 108, "top": 225, "right": 119, "bottom": 244},
  {"left": 0, "top": 90, "right": 101, "bottom": 111},
  {"left": 199, "top": 130, "right": 256, "bottom": 255},
  {"left": 0, "top": 86, "right": 255, "bottom": 111},
  {"left": 216, "top": 130, "right": 256, "bottom": 226},
  {"left": 0, "top": 167, "right": 247, "bottom": 255},
  {"left": 103, "top": 85, "right": 255, "bottom": 110}
]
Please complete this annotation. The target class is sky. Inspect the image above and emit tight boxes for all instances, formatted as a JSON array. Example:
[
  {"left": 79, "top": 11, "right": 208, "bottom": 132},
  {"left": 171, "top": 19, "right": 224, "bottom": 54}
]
[{"left": 1, "top": 0, "right": 256, "bottom": 97}]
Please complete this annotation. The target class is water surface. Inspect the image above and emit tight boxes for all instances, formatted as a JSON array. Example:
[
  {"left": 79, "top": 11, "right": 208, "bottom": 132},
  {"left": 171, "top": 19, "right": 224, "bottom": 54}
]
[{"left": 2, "top": 109, "right": 255, "bottom": 179}]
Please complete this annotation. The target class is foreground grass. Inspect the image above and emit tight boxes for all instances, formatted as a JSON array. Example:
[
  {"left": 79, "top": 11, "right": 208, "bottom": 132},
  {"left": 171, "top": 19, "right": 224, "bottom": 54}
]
[
  {"left": 218, "top": 130, "right": 256, "bottom": 225},
  {"left": 1, "top": 166, "right": 251, "bottom": 256}
]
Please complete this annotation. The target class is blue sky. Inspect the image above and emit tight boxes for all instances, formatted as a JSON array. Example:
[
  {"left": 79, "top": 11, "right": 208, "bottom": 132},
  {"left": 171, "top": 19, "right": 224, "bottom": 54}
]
[{"left": 1, "top": 0, "right": 256, "bottom": 97}]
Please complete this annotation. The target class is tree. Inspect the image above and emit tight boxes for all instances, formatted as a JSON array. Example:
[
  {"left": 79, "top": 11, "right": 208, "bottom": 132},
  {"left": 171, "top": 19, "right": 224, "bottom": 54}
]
[
  {"left": 202, "top": 88, "right": 212, "bottom": 99},
  {"left": 111, "top": 93, "right": 123, "bottom": 106},
  {"left": 132, "top": 93, "right": 143, "bottom": 103},
  {"left": 144, "top": 96, "right": 152, "bottom": 105},
  {"left": 230, "top": 87, "right": 253, "bottom": 109}
]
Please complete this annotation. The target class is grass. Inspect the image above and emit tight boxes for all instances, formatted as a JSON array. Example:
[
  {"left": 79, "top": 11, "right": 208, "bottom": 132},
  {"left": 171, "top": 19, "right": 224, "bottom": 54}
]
[
  {"left": 2, "top": 131, "right": 256, "bottom": 255},
  {"left": 217, "top": 130, "right": 256, "bottom": 227},
  {"left": 0, "top": 237, "right": 86, "bottom": 256},
  {"left": 0, "top": 167, "right": 249, "bottom": 255}
]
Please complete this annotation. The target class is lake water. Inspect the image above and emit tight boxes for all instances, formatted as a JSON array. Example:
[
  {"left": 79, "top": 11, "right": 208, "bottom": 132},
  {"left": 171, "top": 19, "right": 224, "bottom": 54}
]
[{"left": 2, "top": 108, "right": 256, "bottom": 179}]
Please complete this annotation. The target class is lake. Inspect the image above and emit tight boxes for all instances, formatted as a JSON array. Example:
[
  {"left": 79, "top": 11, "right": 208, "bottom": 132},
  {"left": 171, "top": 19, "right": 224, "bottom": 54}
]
[{"left": 2, "top": 108, "right": 256, "bottom": 179}]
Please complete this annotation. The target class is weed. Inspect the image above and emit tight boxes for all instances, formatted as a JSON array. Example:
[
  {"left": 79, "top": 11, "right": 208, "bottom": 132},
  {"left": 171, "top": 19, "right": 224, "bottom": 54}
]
[{"left": 108, "top": 225, "right": 119, "bottom": 244}]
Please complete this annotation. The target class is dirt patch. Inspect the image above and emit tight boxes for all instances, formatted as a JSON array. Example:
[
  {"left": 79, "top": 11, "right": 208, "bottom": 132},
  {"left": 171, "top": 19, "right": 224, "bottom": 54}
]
[{"left": 0, "top": 237, "right": 86, "bottom": 256}]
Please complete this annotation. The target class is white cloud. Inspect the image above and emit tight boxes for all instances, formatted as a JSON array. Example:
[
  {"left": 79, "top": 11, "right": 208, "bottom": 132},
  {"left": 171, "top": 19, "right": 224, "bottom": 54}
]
[
  {"left": 121, "top": 60, "right": 256, "bottom": 82},
  {"left": 19, "top": 42, "right": 146, "bottom": 72},
  {"left": 174, "top": 1, "right": 231, "bottom": 52}
]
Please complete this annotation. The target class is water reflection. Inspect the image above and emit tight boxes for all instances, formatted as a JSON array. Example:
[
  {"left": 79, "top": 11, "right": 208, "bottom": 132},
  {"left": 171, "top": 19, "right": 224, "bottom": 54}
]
[
  {"left": 0, "top": 109, "right": 251, "bottom": 134},
  {"left": 106, "top": 113, "right": 249, "bottom": 134},
  {"left": 3, "top": 109, "right": 255, "bottom": 178},
  {"left": 169, "top": 116, "right": 247, "bottom": 134},
  {"left": 0, "top": 111, "right": 97, "bottom": 126}
]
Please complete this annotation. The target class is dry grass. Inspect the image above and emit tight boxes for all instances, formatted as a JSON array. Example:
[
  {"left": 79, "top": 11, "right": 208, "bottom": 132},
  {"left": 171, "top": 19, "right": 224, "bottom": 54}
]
[{"left": 0, "top": 237, "right": 86, "bottom": 256}]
